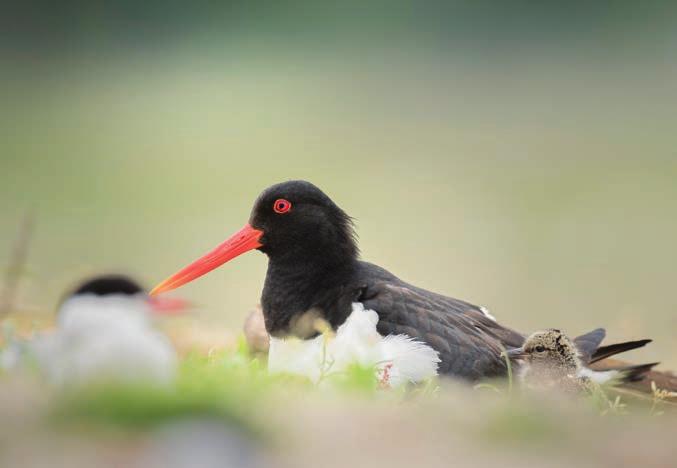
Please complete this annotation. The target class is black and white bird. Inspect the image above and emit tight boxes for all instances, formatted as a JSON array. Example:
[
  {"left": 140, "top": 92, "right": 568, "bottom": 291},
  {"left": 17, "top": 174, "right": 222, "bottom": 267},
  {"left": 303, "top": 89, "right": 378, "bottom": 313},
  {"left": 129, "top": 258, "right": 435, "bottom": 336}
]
[
  {"left": 2, "top": 275, "right": 182, "bottom": 387},
  {"left": 505, "top": 328, "right": 657, "bottom": 393},
  {"left": 150, "top": 180, "right": 663, "bottom": 386}
]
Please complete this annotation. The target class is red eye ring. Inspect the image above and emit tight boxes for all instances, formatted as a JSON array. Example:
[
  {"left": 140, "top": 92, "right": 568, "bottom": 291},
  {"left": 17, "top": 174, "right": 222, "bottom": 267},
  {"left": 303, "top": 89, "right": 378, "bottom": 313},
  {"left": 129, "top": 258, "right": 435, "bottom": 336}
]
[{"left": 273, "top": 198, "right": 292, "bottom": 214}]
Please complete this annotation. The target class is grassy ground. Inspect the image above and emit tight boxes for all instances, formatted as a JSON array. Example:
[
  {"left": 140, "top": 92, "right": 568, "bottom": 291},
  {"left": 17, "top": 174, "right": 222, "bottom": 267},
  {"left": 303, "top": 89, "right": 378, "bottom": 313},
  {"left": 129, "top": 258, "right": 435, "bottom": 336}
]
[{"left": 1, "top": 341, "right": 676, "bottom": 468}]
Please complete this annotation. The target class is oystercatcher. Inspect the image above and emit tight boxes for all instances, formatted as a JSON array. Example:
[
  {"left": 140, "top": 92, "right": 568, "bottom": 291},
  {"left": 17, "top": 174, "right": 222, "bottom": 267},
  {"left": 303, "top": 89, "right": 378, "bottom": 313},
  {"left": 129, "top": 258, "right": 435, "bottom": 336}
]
[
  {"left": 149, "top": 181, "right": 651, "bottom": 382},
  {"left": 2, "top": 275, "right": 182, "bottom": 386},
  {"left": 505, "top": 328, "right": 656, "bottom": 393}
]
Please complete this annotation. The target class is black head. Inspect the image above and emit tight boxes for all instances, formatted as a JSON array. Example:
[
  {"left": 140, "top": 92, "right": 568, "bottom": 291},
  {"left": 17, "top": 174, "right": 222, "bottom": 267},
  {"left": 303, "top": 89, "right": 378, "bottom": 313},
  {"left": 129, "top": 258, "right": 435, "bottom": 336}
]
[
  {"left": 249, "top": 180, "right": 358, "bottom": 264},
  {"left": 71, "top": 275, "right": 145, "bottom": 297},
  {"left": 150, "top": 180, "right": 359, "bottom": 297}
]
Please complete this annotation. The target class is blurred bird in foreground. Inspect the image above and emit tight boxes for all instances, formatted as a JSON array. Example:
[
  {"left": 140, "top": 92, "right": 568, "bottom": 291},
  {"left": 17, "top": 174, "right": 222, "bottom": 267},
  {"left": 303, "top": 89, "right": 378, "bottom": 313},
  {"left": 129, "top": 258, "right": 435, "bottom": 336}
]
[
  {"left": 1, "top": 275, "right": 184, "bottom": 387},
  {"left": 505, "top": 328, "right": 657, "bottom": 394}
]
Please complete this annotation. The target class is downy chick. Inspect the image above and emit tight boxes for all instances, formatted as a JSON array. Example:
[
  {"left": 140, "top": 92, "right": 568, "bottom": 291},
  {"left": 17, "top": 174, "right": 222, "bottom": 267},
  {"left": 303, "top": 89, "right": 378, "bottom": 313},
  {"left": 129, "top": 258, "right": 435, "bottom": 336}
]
[{"left": 506, "top": 329, "right": 657, "bottom": 394}]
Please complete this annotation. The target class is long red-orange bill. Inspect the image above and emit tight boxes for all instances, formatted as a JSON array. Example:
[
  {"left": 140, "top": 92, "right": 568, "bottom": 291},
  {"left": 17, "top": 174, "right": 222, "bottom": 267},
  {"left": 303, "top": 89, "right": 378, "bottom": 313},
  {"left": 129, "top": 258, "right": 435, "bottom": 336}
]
[{"left": 150, "top": 223, "right": 263, "bottom": 296}]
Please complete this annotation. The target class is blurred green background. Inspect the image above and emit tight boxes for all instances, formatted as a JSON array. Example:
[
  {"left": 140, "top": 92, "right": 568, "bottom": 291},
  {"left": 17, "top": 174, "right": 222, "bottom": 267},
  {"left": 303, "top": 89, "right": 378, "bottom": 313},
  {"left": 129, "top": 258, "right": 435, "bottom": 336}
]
[{"left": 2, "top": 1, "right": 676, "bottom": 366}]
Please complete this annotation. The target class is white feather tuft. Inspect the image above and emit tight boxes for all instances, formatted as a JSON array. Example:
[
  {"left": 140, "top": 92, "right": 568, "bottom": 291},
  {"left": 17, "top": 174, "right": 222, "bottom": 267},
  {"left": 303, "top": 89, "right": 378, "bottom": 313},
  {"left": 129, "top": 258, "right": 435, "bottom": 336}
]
[
  {"left": 380, "top": 334, "right": 441, "bottom": 386},
  {"left": 267, "top": 302, "right": 440, "bottom": 387},
  {"left": 268, "top": 336, "right": 326, "bottom": 383}
]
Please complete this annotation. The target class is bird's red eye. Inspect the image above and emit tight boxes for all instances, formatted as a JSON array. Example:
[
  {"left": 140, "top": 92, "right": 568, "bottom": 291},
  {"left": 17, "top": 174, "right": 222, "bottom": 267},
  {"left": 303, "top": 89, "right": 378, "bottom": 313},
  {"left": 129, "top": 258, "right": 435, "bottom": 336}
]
[{"left": 273, "top": 198, "right": 292, "bottom": 214}]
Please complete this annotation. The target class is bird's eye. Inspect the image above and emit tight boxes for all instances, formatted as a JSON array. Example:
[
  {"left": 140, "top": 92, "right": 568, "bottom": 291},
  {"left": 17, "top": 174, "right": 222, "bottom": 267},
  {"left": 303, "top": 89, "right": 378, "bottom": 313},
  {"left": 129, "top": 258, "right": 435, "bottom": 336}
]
[
  {"left": 534, "top": 345, "right": 546, "bottom": 353},
  {"left": 273, "top": 199, "right": 292, "bottom": 214}
]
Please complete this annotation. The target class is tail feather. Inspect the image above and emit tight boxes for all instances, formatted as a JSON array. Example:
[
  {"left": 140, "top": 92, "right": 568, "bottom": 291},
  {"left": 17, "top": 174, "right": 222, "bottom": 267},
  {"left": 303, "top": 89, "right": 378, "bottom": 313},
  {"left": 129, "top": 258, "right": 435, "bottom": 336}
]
[
  {"left": 589, "top": 339, "right": 652, "bottom": 364},
  {"left": 614, "top": 362, "right": 660, "bottom": 383},
  {"left": 591, "top": 358, "right": 677, "bottom": 399}
]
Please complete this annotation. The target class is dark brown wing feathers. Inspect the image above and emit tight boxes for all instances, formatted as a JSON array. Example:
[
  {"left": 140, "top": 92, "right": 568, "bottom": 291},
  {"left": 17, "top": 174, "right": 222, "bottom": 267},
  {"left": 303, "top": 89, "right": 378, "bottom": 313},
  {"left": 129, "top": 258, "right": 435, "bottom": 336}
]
[
  {"left": 360, "top": 282, "right": 523, "bottom": 380},
  {"left": 589, "top": 339, "right": 652, "bottom": 364}
]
